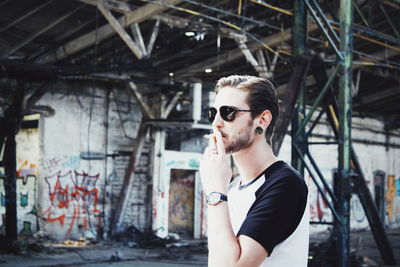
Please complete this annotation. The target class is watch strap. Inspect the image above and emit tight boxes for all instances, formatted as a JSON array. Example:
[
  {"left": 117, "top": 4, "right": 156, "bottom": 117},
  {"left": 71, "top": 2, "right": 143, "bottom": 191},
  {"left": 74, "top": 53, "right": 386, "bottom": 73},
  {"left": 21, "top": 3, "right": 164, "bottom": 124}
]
[{"left": 206, "top": 192, "right": 228, "bottom": 206}]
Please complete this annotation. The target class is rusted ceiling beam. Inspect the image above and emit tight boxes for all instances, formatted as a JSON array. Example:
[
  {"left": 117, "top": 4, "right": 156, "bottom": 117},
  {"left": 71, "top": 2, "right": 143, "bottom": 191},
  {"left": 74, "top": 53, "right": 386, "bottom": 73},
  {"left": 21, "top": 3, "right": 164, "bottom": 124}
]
[
  {"left": 174, "top": 22, "right": 318, "bottom": 77},
  {"left": 360, "top": 86, "right": 400, "bottom": 105},
  {"left": 3, "top": 5, "right": 83, "bottom": 58},
  {"left": 380, "top": 0, "right": 400, "bottom": 9},
  {"left": 0, "top": 0, "right": 55, "bottom": 34},
  {"left": 130, "top": 23, "right": 148, "bottom": 57},
  {"left": 127, "top": 81, "right": 155, "bottom": 119},
  {"left": 36, "top": 0, "right": 181, "bottom": 64},
  {"left": 97, "top": 1, "right": 143, "bottom": 59},
  {"left": 76, "top": 0, "right": 243, "bottom": 39}
]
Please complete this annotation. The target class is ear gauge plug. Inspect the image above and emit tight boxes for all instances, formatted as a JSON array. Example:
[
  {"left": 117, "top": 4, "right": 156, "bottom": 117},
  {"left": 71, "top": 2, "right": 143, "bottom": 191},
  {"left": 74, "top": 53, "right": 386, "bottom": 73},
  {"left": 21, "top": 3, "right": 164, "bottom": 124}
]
[{"left": 255, "top": 127, "right": 264, "bottom": 135}]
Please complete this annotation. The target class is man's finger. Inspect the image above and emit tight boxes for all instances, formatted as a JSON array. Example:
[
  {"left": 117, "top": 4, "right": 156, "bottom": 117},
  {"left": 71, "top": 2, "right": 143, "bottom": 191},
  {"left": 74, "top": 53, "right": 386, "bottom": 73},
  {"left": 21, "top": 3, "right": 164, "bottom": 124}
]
[
  {"left": 204, "top": 134, "right": 217, "bottom": 150},
  {"left": 213, "top": 127, "right": 226, "bottom": 155}
]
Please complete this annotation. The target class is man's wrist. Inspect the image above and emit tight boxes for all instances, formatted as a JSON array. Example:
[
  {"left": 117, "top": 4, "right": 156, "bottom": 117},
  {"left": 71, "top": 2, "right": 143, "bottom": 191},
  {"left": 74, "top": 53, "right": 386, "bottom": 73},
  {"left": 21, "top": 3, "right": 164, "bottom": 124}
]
[{"left": 206, "top": 191, "right": 228, "bottom": 206}]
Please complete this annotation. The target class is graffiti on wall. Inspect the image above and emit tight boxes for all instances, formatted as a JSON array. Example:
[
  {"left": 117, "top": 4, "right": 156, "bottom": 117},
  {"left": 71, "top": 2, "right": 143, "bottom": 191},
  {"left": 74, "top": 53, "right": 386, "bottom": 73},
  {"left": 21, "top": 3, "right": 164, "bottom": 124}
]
[
  {"left": 42, "top": 156, "right": 102, "bottom": 239},
  {"left": 308, "top": 176, "right": 331, "bottom": 222},
  {"left": 386, "top": 175, "right": 400, "bottom": 224},
  {"left": 308, "top": 174, "right": 368, "bottom": 224},
  {"left": 0, "top": 160, "right": 38, "bottom": 235},
  {"left": 308, "top": 170, "right": 400, "bottom": 227}
]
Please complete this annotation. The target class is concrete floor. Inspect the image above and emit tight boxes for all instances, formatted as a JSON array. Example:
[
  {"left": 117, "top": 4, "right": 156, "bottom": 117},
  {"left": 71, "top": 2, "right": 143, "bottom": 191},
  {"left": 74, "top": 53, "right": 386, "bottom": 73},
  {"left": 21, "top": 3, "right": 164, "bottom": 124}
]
[
  {"left": 0, "top": 242, "right": 208, "bottom": 267},
  {"left": 0, "top": 229, "right": 399, "bottom": 267},
  {"left": 309, "top": 228, "right": 400, "bottom": 266}
]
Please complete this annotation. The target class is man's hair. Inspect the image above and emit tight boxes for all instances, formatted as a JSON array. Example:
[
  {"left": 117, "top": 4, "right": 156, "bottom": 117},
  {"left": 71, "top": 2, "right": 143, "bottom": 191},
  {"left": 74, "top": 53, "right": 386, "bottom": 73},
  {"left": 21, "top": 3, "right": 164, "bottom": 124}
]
[{"left": 215, "top": 75, "right": 279, "bottom": 145}]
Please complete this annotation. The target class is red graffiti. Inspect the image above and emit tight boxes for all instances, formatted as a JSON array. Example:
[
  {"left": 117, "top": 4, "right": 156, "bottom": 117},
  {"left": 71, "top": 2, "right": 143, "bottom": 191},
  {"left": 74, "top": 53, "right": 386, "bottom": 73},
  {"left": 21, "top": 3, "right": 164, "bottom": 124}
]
[{"left": 43, "top": 170, "right": 101, "bottom": 237}]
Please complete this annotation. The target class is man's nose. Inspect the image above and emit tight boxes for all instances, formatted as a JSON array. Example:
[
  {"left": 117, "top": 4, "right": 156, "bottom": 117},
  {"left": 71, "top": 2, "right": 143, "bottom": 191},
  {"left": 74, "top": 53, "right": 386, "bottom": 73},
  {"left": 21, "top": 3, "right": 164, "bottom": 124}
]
[{"left": 212, "top": 112, "right": 224, "bottom": 128}]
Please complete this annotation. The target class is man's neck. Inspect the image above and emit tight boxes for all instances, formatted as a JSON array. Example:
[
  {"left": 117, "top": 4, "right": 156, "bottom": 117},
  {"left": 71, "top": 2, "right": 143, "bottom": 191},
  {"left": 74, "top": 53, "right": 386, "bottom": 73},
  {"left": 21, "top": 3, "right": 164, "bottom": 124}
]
[{"left": 232, "top": 139, "right": 278, "bottom": 184}]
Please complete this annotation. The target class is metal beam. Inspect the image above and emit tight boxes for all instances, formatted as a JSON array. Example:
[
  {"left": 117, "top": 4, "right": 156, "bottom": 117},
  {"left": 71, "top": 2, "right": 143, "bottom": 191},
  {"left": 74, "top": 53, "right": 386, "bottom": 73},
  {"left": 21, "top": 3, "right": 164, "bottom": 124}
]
[
  {"left": 4, "top": 133, "right": 17, "bottom": 242},
  {"left": 310, "top": 55, "right": 397, "bottom": 266},
  {"left": 97, "top": 1, "right": 143, "bottom": 59},
  {"left": 175, "top": 22, "right": 319, "bottom": 77},
  {"left": 146, "top": 19, "right": 160, "bottom": 56},
  {"left": 0, "top": 0, "right": 54, "bottom": 33},
  {"left": 375, "top": 0, "right": 400, "bottom": 38},
  {"left": 162, "top": 91, "right": 183, "bottom": 119},
  {"left": 255, "top": 50, "right": 271, "bottom": 78},
  {"left": 360, "top": 87, "right": 400, "bottom": 105},
  {"left": 337, "top": 0, "right": 353, "bottom": 265},
  {"left": 37, "top": 0, "right": 181, "bottom": 64},
  {"left": 325, "top": 94, "right": 398, "bottom": 265},
  {"left": 25, "top": 82, "right": 53, "bottom": 113},
  {"left": 304, "top": 0, "right": 342, "bottom": 60},
  {"left": 380, "top": 0, "right": 400, "bottom": 9},
  {"left": 291, "top": 0, "right": 308, "bottom": 173},
  {"left": 0, "top": 0, "right": 12, "bottom": 9},
  {"left": 127, "top": 82, "right": 155, "bottom": 119},
  {"left": 235, "top": 38, "right": 269, "bottom": 78},
  {"left": 3, "top": 5, "right": 83, "bottom": 57},
  {"left": 77, "top": 0, "right": 244, "bottom": 41},
  {"left": 79, "top": 0, "right": 132, "bottom": 13},
  {"left": 273, "top": 55, "right": 311, "bottom": 155},
  {"left": 112, "top": 122, "right": 149, "bottom": 233},
  {"left": 130, "top": 23, "right": 147, "bottom": 57},
  {"left": 54, "top": 18, "right": 95, "bottom": 43},
  {"left": 3, "top": 81, "right": 25, "bottom": 243}
]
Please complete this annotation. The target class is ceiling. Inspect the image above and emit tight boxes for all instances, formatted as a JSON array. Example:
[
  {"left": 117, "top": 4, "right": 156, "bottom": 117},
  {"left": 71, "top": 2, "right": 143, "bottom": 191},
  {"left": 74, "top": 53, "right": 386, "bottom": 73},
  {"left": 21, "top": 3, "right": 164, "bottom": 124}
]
[{"left": 0, "top": 0, "right": 399, "bottom": 129}]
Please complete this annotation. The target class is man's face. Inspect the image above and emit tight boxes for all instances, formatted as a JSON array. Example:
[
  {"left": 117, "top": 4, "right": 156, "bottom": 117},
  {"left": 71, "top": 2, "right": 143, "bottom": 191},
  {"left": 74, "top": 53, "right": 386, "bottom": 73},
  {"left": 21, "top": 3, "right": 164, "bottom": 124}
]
[{"left": 212, "top": 87, "right": 255, "bottom": 154}]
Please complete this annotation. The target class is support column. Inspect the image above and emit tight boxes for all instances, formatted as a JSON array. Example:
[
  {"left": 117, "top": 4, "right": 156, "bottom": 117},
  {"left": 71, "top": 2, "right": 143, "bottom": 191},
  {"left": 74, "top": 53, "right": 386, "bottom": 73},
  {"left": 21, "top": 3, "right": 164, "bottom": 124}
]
[
  {"left": 3, "top": 81, "right": 25, "bottom": 243},
  {"left": 338, "top": 0, "right": 353, "bottom": 266},
  {"left": 291, "top": 0, "right": 307, "bottom": 174},
  {"left": 4, "top": 133, "right": 17, "bottom": 242}
]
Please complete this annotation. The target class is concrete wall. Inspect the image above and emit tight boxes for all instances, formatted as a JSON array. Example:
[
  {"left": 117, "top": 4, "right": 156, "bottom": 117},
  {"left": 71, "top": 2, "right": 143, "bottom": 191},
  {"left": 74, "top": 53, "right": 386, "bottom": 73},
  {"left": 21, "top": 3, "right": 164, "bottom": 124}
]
[{"left": 0, "top": 83, "right": 152, "bottom": 240}]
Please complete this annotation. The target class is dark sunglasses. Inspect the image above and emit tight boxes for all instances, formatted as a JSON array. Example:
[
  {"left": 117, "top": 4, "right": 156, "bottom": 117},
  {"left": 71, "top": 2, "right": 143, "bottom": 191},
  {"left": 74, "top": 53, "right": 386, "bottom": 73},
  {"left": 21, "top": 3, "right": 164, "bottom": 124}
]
[{"left": 208, "top": 105, "right": 253, "bottom": 123}]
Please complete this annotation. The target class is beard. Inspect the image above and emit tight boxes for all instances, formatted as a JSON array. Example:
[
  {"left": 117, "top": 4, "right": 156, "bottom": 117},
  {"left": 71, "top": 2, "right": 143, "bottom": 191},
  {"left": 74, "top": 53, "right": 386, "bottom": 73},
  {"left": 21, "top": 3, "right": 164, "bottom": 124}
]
[{"left": 225, "top": 119, "right": 254, "bottom": 154}]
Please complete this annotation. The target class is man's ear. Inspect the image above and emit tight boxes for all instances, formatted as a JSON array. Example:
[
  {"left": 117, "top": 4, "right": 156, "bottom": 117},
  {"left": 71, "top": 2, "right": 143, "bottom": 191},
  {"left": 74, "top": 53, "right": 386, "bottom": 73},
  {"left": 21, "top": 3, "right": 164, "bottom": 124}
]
[{"left": 257, "top": 110, "right": 272, "bottom": 129}]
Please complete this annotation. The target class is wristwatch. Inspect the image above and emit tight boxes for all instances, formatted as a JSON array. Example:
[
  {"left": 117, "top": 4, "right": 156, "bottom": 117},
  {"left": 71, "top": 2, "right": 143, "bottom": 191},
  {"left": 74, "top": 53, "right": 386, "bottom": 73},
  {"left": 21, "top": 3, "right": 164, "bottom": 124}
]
[{"left": 206, "top": 192, "right": 228, "bottom": 206}]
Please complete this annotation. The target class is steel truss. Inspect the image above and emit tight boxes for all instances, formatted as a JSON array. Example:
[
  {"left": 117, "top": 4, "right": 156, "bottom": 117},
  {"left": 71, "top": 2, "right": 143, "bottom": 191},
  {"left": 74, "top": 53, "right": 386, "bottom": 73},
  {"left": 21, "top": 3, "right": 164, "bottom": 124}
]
[{"left": 288, "top": 0, "right": 397, "bottom": 266}]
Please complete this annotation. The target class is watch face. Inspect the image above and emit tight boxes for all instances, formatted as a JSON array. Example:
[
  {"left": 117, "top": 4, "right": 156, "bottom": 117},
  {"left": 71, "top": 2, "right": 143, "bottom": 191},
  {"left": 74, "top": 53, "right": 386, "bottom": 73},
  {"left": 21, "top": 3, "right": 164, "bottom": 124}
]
[{"left": 208, "top": 192, "right": 221, "bottom": 204}]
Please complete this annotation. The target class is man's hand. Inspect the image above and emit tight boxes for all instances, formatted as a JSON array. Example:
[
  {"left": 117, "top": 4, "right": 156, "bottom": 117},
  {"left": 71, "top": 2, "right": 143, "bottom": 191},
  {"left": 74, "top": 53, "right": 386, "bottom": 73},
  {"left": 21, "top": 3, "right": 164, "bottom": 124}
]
[{"left": 199, "top": 127, "right": 232, "bottom": 195}]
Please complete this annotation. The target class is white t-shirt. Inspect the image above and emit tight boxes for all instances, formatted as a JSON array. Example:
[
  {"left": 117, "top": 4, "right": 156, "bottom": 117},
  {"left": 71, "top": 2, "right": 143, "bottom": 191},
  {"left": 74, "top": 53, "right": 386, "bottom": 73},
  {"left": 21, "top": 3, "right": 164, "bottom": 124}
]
[{"left": 228, "top": 161, "right": 309, "bottom": 267}]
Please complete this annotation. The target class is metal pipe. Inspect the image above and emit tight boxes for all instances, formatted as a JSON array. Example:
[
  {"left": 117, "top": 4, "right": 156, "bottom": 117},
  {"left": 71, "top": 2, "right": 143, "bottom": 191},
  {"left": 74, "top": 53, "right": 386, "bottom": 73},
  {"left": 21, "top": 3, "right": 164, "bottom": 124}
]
[
  {"left": 305, "top": 107, "right": 325, "bottom": 139},
  {"left": 338, "top": 0, "right": 353, "bottom": 265},
  {"left": 304, "top": 0, "right": 343, "bottom": 60},
  {"left": 376, "top": 0, "right": 400, "bottom": 38},
  {"left": 310, "top": 221, "right": 334, "bottom": 225},
  {"left": 294, "top": 65, "right": 340, "bottom": 139},
  {"left": 302, "top": 141, "right": 338, "bottom": 145},
  {"left": 180, "top": 0, "right": 281, "bottom": 31},
  {"left": 352, "top": 0, "right": 370, "bottom": 27},
  {"left": 293, "top": 144, "right": 342, "bottom": 222},
  {"left": 311, "top": 0, "right": 340, "bottom": 42},
  {"left": 305, "top": 150, "right": 338, "bottom": 203},
  {"left": 291, "top": 0, "right": 307, "bottom": 173}
]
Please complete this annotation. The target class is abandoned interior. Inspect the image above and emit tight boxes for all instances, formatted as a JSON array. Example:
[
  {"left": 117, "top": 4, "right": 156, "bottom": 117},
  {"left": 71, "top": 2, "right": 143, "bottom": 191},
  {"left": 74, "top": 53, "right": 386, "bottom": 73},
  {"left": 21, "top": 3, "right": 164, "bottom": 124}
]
[{"left": 0, "top": 0, "right": 399, "bottom": 266}]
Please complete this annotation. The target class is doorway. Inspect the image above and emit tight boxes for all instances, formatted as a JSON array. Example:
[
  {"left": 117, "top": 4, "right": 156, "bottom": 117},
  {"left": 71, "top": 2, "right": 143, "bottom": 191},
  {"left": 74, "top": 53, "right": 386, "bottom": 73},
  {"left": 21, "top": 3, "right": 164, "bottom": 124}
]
[{"left": 168, "top": 169, "right": 195, "bottom": 238}]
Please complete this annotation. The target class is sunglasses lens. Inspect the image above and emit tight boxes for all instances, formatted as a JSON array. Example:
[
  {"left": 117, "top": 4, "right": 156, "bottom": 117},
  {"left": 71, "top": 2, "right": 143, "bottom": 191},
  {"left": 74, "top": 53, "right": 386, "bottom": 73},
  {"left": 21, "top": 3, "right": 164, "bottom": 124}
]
[
  {"left": 208, "top": 107, "right": 217, "bottom": 123},
  {"left": 220, "top": 106, "right": 236, "bottom": 121}
]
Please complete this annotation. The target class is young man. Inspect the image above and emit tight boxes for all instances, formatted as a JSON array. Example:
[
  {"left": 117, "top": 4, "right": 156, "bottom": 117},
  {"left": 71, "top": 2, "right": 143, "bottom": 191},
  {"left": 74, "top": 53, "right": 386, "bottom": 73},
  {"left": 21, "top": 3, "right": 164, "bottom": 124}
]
[{"left": 200, "top": 75, "right": 309, "bottom": 267}]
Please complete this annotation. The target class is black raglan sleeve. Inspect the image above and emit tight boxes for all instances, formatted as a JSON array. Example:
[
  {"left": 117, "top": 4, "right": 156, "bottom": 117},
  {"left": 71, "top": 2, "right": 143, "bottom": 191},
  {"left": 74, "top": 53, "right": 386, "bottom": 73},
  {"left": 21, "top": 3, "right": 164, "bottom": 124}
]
[{"left": 237, "top": 174, "right": 308, "bottom": 255}]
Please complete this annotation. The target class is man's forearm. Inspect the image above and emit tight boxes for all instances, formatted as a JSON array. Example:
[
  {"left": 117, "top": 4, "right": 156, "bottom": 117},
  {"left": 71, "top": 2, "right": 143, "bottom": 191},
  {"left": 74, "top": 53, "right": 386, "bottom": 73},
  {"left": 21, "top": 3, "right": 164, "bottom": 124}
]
[{"left": 207, "top": 202, "right": 241, "bottom": 266}]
